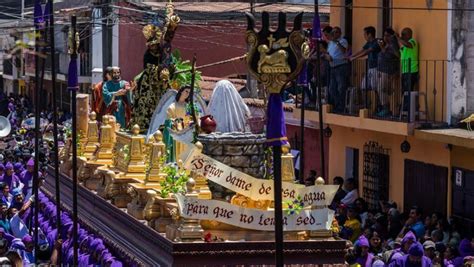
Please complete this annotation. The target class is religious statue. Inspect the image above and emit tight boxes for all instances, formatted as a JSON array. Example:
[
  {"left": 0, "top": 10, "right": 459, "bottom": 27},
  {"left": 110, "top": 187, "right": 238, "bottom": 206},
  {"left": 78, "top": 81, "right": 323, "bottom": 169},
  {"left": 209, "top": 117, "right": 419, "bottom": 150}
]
[
  {"left": 146, "top": 87, "right": 207, "bottom": 162},
  {"left": 207, "top": 80, "right": 251, "bottom": 133},
  {"left": 131, "top": 1, "right": 181, "bottom": 131},
  {"left": 91, "top": 67, "right": 113, "bottom": 122},
  {"left": 102, "top": 67, "right": 133, "bottom": 129},
  {"left": 166, "top": 86, "right": 196, "bottom": 162}
]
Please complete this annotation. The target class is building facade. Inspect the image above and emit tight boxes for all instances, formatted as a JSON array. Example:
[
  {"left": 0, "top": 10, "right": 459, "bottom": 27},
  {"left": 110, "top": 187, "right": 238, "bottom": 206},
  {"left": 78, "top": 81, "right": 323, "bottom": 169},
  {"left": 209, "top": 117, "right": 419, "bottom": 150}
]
[{"left": 288, "top": 0, "right": 474, "bottom": 234}]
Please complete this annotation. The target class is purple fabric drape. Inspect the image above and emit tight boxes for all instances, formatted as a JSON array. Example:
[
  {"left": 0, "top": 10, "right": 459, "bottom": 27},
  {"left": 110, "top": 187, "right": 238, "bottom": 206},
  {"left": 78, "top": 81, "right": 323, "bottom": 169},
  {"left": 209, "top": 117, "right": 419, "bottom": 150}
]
[
  {"left": 67, "top": 58, "right": 78, "bottom": 91},
  {"left": 266, "top": 94, "right": 287, "bottom": 146},
  {"left": 312, "top": 13, "right": 322, "bottom": 40},
  {"left": 34, "top": 0, "right": 51, "bottom": 29},
  {"left": 297, "top": 63, "right": 308, "bottom": 86}
]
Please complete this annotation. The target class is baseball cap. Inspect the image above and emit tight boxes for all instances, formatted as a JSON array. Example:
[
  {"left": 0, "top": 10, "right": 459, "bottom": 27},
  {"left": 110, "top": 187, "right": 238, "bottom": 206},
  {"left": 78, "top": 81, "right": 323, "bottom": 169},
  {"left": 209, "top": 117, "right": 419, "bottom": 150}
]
[{"left": 423, "top": 240, "right": 436, "bottom": 250}]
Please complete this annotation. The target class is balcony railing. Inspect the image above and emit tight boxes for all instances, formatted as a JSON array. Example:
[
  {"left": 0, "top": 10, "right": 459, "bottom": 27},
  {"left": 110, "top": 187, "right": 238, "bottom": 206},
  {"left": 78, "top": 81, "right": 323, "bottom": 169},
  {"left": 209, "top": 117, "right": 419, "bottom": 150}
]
[{"left": 297, "top": 59, "right": 449, "bottom": 124}]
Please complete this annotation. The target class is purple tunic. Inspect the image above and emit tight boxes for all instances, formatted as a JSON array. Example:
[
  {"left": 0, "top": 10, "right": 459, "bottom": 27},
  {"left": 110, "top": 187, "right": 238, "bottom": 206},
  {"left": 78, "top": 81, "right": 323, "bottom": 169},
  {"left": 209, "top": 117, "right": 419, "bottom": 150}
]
[
  {"left": 78, "top": 253, "right": 90, "bottom": 267},
  {"left": 0, "top": 174, "right": 21, "bottom": 191},
  {"left": 356, "top": 253, "right": 374, "bottom": 267},
  {"left": 390, "top": 255, "right": 432, "bottom": 267}
]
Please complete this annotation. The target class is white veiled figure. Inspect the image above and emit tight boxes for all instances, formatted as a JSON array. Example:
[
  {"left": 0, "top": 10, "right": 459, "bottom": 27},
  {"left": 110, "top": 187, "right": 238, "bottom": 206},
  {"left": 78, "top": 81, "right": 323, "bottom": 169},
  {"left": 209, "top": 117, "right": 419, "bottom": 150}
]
[{"left": 208, "top": 80, "right": 251, "bottom": 133}]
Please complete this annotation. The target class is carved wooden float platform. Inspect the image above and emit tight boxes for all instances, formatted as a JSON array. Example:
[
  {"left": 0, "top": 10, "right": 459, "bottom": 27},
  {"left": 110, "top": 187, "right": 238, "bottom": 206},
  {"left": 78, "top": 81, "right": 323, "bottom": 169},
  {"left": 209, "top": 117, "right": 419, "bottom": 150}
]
[{"left": 42, "top": 166, "right": 346, "bottom": 266}]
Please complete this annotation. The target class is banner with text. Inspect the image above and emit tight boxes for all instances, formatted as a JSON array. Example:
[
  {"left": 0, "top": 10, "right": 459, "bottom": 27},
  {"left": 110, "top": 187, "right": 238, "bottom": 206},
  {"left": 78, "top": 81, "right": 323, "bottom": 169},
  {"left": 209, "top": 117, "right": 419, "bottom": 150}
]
[
  {"left": 176, "top": 195, "right": 335, "bottom": 231},
  {"left": 183, "top": 149, "right": 339, "bottom": 206}
]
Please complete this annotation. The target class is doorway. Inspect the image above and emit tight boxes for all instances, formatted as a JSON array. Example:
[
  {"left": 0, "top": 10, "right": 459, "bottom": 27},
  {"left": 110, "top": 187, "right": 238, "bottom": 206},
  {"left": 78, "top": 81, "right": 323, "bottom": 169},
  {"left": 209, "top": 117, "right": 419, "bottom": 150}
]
[
  {"left": 345, "top": 147, "right": 359, "bottom": 181},
  {"left": 404, "top": 159, "right": 448, "bottom": 216},
  {"left": 363, "top": 141, "right": 390, "bottom": 210},
  {"left": 452, "top": 167, "right": 474, "bottom": 237}
]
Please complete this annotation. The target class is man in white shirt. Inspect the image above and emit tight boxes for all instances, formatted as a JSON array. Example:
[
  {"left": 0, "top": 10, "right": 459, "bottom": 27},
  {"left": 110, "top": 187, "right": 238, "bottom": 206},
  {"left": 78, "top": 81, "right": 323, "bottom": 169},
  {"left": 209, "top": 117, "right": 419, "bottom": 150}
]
[
  {"left": 325, "top": 26, "right": 350, "bottom": 113},
  {"left": 340, "top": 178, "right": 359, "bottom": 205}
]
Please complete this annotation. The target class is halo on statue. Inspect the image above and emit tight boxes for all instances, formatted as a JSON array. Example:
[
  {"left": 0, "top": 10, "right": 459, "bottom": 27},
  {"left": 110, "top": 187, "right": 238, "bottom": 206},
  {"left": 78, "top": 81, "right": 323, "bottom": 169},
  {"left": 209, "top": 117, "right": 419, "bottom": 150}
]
[{"left": 146, "top": 89, "right": 208, "bottom": 142}]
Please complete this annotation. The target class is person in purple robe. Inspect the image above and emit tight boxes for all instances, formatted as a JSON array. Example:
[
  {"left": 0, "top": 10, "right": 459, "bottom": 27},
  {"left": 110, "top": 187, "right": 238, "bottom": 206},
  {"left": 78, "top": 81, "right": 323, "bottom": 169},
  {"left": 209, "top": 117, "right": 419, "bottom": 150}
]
[
  {"left": 389, "top": 231, "right": 417, "bottom": 263},
  {"left": 355, "top": 235, "right": 374, "bottom": 267},
  {"left": 13, "top": 163, "right": 23, "bottom": 178},
  {"left": 0, "top": 163, "right": 21, "bottom": 192},
  {"left": 0, "top": 228, "right": 13, "bottom": 246},
  {"left": 0, "top": 164, "right": 5, "bottom": 178},
  {"left": 21, "top": 235, "right": 35, "bottom": 265},
  {"left": 103, "top": 253, "right": 123, "bottom": 267},
  {"left": 0, "top": 183, "right": 12, "bottom": 208},
  {"left": 78, "top": 235, "right": 93, "bottom": 267},
  {"left": 89, "top": 238, "right": 107, "bottom": 265},
  {"left": 20, "top": 159, "right": 37, "bottom": 199},
  {"left": 47, "top": 228, "right": 58, "bottom": 249},
  {"left": 389, "top": 242, "right": 432, "bottom": 267},
  {"left": 7, "top": 102, "right": 17, "bottom": 127},
  {"left": 445, "top": 239, "right": 474, "bottom": 267}
]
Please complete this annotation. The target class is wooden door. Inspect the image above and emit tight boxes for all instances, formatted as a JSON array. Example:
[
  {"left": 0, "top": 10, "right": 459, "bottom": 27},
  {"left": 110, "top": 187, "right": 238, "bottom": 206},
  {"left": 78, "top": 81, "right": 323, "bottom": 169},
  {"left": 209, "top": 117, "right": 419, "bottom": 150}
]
[{"left": 404, "top": 159, "right": 448, "bottom": 216}]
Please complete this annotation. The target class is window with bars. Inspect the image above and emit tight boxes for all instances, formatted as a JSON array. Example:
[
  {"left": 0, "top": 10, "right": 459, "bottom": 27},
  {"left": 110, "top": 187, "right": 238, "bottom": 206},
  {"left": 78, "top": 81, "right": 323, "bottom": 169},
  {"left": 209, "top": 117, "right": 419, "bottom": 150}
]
[{"left": 363, "top": 141, "right": 390, "bottom": 210}]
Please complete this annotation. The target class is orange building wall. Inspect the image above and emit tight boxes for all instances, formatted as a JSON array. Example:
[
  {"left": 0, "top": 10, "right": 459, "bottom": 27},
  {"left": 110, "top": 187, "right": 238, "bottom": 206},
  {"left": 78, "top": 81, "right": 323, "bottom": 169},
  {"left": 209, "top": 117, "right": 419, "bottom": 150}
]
[
  {"left": 451, "top": 146, "right": 474, "bottom": 171},
  {"left": 391, "top": 0, "right": 448, "bottom": 61},
  {"left": 329, "top": 0, "right": 344, "bottom": 33},
  {"left": 328, "top": 125, "right": 451, "bottom": 211},
  {"left": 351, "top": 0, "right": 380, "bottom": 53}
]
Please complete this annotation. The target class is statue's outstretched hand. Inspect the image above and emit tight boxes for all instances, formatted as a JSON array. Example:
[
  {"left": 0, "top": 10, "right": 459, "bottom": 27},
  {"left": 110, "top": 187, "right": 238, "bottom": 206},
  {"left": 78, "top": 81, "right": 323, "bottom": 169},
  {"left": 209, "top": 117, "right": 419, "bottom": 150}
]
[
  {"left": 115, "top": 89, "right": 128, "bottom": 96},
  {"left": 129, "top": 80, "right": 137, "bottom": 91}
]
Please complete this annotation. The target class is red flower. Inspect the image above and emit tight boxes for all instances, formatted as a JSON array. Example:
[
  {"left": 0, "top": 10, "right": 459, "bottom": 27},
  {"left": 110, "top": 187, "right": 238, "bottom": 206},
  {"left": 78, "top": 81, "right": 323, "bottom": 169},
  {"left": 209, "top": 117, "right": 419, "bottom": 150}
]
[{"left": 204, "top": 232, "right": 213, "bottom": 243}]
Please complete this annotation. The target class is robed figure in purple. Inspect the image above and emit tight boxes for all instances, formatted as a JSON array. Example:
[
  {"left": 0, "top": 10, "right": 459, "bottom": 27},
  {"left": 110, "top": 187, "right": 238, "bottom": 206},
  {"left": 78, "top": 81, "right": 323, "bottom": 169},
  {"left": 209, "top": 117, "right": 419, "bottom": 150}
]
[
  {"left": 20, "top": 159, "right": 37, "bottom": 199},
  {"left": 0, "top": 163, "right": 22, "bottom": 192},
  {"left": 389, "top": 242, "right": 432, "bottom": 267},
  {"left": 355, "top": 235, "right": 374, "bottom": 267}
]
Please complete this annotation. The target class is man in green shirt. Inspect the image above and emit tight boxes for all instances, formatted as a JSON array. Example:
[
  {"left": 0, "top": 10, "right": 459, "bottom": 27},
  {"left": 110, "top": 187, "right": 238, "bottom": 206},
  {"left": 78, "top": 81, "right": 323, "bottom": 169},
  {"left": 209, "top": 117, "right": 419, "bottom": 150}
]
[{"left": 397, "top": 28, "right": 419, "bottom": 112}]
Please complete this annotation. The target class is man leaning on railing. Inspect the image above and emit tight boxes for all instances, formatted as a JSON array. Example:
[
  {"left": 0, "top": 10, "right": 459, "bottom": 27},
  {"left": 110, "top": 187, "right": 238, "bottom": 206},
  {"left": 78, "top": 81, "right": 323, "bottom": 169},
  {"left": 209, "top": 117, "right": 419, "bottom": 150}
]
[
  {"left": 325, "top": 26, "right": 350, "bottom": 113},
  {"left": 397, "top": 28, "right": 419, "bottom": 116},
  {"left": 376, "top": 28, "right": 400, "bottom": 117},
  {"left": 349, "top": 26, "right": 381, "bottom": 91}
]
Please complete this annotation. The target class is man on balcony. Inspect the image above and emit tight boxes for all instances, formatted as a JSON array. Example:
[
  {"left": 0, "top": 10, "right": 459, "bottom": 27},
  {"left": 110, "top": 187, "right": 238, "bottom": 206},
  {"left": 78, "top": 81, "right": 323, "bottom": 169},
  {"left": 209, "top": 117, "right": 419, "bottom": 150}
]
[
  {"left": 350, "top": 26, "right": 381, "bottom": 91},
  {"left": 326, "top": 27, "right": 350, "bottom": 113},
  {"left": 397, "top": 28, "right": 419, "bottom": 114},
  {"left": 377, "top": 28, "right": 400, "bottom": 117}
]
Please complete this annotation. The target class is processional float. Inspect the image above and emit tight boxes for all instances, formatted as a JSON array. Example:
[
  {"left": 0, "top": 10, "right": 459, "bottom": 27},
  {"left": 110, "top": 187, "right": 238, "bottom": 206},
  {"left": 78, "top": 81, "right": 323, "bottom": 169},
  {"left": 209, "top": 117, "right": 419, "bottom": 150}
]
[{"left": 59, "top": 3, "right": 344, "bottom": 264}]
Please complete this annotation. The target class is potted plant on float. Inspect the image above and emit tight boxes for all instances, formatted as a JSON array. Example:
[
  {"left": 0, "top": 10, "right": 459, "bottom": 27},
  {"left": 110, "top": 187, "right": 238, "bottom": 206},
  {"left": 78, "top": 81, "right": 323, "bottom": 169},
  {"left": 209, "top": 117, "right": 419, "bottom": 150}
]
[
  {"left": 159, "top": 163, "right": 188, "bottom": 198},
  {"left": 154, "top": 163, "right": 189, "bottom": 232}
]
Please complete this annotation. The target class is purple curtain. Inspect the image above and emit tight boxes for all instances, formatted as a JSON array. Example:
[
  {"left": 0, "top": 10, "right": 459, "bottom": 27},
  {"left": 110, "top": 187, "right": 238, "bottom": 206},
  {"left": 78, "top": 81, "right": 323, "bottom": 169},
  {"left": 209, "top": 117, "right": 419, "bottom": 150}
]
[
  {"left": 312, "top": 13, "right": 322, "bottom": 40},
  {"left": 297, "top": 63, "right": 308, "bottom": 86},
  {"left": 67, "top": 58, "right": 78, "bottom": 91},
  {"left": 266, "top": 94, "right": 287, "bottom": 146}
]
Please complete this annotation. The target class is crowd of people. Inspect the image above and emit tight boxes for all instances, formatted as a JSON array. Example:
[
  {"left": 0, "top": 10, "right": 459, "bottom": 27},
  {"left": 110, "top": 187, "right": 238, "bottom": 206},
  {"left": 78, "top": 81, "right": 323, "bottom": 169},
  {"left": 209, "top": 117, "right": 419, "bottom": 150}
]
[
  {"left": 0, "top": 93, "right": 124, "bottom": 266},
  {"left": 330, "top": 176, "right": 474, "bottom": 267},
  {"left": 291, "top": 25, "right": 419, "bottom": 119}
]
